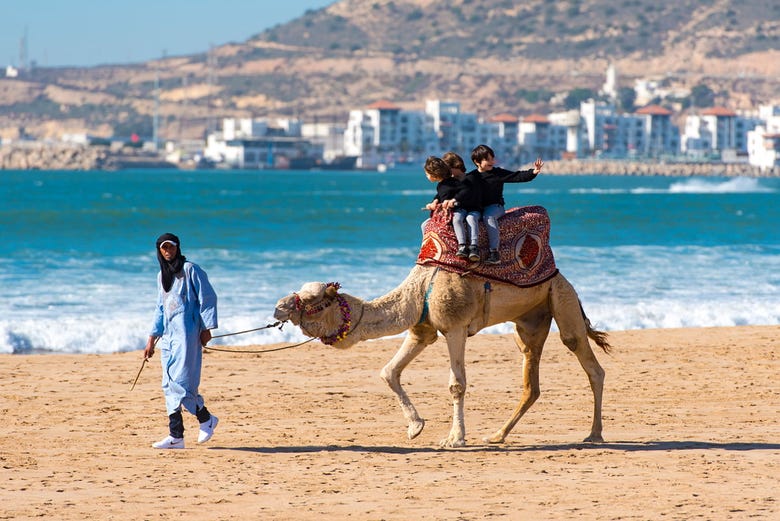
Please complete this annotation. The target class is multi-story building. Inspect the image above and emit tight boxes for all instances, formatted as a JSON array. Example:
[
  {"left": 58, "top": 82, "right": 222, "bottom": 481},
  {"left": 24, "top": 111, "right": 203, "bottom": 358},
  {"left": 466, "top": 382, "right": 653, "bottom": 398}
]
[
  {"left": 579, "top": 100, "right": 680, "bottom": 158},
  {"left": 747, "top": 104, "right": 780, "bottom": 168},
  {"left": 681, "top": 107, "right": 759, "bottom": 159},
  {"left": 344, "top": 100, "right": 438, "bottom": 168},
  {"left": 519, "top": 114, "right": 570, "bottom": 161},
  {"left": 425, "top": 100, "right": 479, "bottom": 154},
  {"left": 204, "top": 97, "right": 779, "bottom": 169},
  {"left": 204, "top": 117, "right": 320, "bottom": 169},
  {"left": 547, "top": 110, "right": 581, "bottom": 158},
  {"left": 635, "top": 105, "right": 679, "bottom": 158}
]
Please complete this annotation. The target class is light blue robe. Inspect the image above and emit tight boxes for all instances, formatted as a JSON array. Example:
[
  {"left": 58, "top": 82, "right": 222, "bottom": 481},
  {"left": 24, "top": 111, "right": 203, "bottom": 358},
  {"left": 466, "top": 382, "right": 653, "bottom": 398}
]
[{"left": 150, "top": 261, "right": 218, "bottom": 415}]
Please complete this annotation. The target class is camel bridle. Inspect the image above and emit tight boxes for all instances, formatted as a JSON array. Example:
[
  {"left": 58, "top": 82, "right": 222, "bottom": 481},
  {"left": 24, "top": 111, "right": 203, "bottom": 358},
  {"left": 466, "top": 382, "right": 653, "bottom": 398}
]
[{"left": 292, "top": 282, "right": 363, "bottom": 345}]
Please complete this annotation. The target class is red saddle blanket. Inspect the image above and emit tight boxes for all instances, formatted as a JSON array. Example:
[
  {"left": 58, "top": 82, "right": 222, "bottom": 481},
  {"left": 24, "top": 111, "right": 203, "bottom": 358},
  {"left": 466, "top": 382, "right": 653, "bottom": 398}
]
[{"left": 417, "top": 205, "right": 558, "bottom": 288}]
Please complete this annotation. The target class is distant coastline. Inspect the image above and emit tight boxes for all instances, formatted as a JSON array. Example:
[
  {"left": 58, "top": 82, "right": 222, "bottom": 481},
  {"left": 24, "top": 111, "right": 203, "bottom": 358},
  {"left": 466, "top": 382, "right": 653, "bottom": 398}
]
[{"left": 1, "top": 142, "right": 779, "bottom": 177}]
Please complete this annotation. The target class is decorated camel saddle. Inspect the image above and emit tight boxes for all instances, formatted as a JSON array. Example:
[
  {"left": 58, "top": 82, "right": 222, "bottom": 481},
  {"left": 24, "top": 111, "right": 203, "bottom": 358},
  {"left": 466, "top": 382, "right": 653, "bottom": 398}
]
[{"left": 417, "top": 205, "right": 558, "bottom": 288}]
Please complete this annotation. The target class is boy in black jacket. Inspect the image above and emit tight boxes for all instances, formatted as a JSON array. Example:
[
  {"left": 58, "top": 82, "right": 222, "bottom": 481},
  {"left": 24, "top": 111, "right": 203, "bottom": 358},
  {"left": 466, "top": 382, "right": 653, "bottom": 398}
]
[{"left": 469, "top": 144, "right": 544, "bottom": 264}]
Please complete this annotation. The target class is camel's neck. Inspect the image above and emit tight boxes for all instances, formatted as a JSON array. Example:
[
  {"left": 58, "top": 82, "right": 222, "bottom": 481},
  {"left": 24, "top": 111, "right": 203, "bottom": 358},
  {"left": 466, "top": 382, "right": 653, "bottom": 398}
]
[{"left": 340, "top": 265, "right": 431, "bottom": 346}]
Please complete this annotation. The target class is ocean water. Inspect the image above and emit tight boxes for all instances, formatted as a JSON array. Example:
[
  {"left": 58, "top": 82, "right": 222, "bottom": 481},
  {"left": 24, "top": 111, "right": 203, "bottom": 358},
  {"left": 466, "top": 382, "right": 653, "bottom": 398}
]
[{"left": 1, "top": 167, "right": 778, "bottom": 354}]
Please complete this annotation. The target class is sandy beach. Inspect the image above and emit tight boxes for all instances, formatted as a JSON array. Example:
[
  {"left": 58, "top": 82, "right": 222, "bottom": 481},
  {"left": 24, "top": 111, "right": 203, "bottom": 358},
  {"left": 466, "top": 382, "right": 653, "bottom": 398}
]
[{"left": 1, "top": 325, "right": 778, "bottom": 520}]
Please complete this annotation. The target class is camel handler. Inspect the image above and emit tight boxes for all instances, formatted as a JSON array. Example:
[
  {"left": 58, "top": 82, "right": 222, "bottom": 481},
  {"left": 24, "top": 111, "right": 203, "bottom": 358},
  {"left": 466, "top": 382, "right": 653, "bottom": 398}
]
[{"left": 143, "top": 232, "right": 220, "bottom": 449}]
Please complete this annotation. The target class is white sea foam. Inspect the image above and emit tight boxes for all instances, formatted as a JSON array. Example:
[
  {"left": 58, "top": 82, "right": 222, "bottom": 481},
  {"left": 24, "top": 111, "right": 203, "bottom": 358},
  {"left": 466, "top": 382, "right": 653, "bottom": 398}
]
[
  {"left": 2, "top": 244, "right": 778, "bottom": 354},
  {"left": 668, "top": 177, "right": 774, "bottom": 193},
  {"left": 565, "top": 177, "right": 776, "bottom": 195}
]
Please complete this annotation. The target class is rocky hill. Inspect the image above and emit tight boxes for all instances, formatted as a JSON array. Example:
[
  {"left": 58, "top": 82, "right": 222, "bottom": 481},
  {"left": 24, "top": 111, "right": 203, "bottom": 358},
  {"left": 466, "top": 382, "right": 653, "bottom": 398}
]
[{"left": 1, "top": 0, "right": 779, "bottom": 141}]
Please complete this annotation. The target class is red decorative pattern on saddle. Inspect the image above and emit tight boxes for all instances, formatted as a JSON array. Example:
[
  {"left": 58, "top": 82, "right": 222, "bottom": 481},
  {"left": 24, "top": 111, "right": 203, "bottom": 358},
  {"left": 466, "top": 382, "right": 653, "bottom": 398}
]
[{"left": 417, "top": 205, "right": 558, "bottom": 288}]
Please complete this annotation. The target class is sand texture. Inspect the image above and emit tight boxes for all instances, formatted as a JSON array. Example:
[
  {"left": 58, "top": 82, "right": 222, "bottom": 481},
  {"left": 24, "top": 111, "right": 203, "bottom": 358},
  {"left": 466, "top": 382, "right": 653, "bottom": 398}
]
[{"left": 1, "top": 326, "right": 778, "bottom": 520}]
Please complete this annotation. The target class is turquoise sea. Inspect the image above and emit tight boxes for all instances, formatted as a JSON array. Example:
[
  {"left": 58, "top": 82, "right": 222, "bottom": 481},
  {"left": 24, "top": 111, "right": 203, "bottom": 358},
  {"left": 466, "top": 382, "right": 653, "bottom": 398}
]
[{"left": 1, "top": 167, "right": 779, "bottom": 354}]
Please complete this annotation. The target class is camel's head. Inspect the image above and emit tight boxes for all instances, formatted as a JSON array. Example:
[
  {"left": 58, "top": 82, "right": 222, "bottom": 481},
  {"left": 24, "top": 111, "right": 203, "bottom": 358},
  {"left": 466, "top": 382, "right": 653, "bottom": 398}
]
[{"left": 274, "top": 282, "right": 355, "bottom": 346}]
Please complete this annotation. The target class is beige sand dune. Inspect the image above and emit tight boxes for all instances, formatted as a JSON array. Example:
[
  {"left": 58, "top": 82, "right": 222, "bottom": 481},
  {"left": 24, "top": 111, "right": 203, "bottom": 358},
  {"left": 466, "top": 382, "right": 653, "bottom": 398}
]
[{"left": 1, "top": 326, "right": 778, "bottom": 520}]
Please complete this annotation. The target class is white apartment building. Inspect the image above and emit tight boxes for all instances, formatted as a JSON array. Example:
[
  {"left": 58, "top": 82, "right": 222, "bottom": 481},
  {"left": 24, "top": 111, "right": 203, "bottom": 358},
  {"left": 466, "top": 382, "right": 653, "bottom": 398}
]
[
  {"left": 519, "top": 114, "right": 570, "bottom": 161},
  {"left": 547, "top": 110, "right": 581, "bottom": 158},
  {"left": 580, "top": 100, "right": 641, "bottom": 157},
  {"left": 301, "top": 121, "right": 348, "bottom": 162},
  {"left": 487, "top": 113, "right": 521, "bottom": 163},
  {"left": 579, "top": 100, "right": 680, "bottom": 158},
  {"left": 747, "top": 104, "right": 780, "bottom": 168},
  {"left": 635, "top": 105, "right": 679, "bottom": 158},
  {"left": 222, "top": 117, "right": 302, "bottom": 140},
  {"left": 681, "top": 107, "right": 759, "bottom": 159},
  {"left": 344, "top": 100, "right": 438, "bottom": 168},
  {"left": 204, "top": 117, "right": 319, "bottom": 169},
  {"left": 425, "top": 100, "right": 480, "bottom": 154}
]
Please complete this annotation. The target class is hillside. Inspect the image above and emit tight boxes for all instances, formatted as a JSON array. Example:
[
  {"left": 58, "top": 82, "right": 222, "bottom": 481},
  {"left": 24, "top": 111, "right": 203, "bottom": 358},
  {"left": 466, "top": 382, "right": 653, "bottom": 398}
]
[{"left": 1, "top": 0, "right": 779, "bottom": 141}]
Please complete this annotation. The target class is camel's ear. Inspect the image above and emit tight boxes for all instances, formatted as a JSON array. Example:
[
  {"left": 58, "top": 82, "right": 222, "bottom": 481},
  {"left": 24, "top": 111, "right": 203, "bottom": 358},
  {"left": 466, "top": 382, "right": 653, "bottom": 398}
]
[{"left": 325, "top": 284, "right": 339, "bottom": 298}]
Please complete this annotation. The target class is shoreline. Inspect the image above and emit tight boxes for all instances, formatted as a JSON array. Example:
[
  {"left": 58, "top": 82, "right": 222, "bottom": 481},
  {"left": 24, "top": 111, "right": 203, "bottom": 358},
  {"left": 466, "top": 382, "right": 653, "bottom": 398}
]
[
  {"left": 2, "top": 325, "right": 778, "bottom": 519},
  {"left": 4, "top": 323, "right": 779, "bottom": 356}
]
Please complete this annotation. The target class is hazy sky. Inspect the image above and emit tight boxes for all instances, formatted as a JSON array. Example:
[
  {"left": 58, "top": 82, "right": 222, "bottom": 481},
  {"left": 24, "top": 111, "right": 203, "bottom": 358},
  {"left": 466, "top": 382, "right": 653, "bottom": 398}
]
[{"left": 2, "top": 0, "right": 336, "bottom": 68}]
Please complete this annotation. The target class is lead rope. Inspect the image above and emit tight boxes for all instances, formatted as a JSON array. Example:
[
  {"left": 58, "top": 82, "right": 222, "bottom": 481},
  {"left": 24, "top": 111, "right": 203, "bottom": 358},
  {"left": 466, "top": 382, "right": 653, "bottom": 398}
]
[
  {"left": 210, "top": 321, "right": 283, "bottom": 339},
  {"left": 204, "top": 320, "right": 317, "bottom": 353},
  {"left": 203, "top": 337, "right": 315, "bottom": 354}
]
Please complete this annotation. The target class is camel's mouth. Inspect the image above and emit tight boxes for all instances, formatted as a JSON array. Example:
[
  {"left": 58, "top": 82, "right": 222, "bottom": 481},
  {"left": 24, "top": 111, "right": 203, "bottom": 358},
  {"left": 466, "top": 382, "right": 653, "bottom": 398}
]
[
  {"left": 273, "top": 299, "right": 300, "bottom": 325},
  {"left": 273, "top": 308, "right": 296, "bottom": 325}
]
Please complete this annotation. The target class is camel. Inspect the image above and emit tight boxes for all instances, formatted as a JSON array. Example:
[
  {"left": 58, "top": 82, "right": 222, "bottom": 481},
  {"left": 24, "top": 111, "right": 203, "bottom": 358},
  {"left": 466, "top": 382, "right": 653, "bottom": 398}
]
[{"left": 273, "top": 264, "right": 611, "bottom": 448}]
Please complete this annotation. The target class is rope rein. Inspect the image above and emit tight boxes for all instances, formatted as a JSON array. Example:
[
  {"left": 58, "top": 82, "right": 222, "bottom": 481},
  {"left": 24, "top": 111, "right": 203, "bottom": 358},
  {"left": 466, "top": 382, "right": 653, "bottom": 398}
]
[
  {"left": 203, "top": 337, "right": 316, "bottom": 354},
  {"left": 210, "top": 321, "right": 283, "bottom": 339},
  {"left": 204, "top": 320, "right": 316, "bottom": 354}
]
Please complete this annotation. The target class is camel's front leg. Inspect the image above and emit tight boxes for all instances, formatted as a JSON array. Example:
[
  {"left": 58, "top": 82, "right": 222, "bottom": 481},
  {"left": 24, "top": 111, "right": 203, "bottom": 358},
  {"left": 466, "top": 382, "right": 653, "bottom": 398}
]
[
  {"left": 380, "top": 328, "right": 435, "bottom": 440},
  {"left": 440, "top": 329, "right": 468, "bottom": 448}
]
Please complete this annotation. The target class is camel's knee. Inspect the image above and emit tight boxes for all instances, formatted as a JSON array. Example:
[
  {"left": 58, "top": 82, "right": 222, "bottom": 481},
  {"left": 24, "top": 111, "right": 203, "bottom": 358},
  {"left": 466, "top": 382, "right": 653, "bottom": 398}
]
[
  {"left": 379, "top": 364, "right": 397, "bottom": 386},
  {"left": 560, "top": 332, "right": 585, "bottom": 353},
  {"left": 590, "top": 363, "right": 606, "bottom": 384},
  {"left": 448, "top": 382, "right": 466, "bottom": 400}
]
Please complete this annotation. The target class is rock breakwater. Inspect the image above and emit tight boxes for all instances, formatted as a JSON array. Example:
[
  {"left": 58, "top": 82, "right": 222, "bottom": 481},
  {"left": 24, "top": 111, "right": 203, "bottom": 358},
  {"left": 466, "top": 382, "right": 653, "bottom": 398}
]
[{"left": 0, "top": 143, "right": 176, "bottom": 171}]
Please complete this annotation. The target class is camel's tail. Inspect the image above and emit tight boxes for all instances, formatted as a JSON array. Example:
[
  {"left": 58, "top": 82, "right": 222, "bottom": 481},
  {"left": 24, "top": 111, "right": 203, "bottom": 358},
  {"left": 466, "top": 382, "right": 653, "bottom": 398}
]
[{"left": 580, "top": 301, "right": 612, "bottom": 355}]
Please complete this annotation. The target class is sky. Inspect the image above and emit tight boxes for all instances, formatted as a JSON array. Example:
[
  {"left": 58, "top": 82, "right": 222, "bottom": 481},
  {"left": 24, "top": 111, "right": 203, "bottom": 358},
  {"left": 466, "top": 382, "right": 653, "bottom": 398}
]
[{"left": 2, "top": 0, "right": 336, "bottom": 68}]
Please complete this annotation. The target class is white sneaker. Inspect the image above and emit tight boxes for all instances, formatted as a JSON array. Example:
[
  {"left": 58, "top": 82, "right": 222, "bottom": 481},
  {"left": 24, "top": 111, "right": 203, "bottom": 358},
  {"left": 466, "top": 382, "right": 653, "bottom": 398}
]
[
  {"left": 152, "top": 435, "right": 184, "bottom": 449},
  {"left": 198, "top": 415, "right": 219, "bottom": 443}
]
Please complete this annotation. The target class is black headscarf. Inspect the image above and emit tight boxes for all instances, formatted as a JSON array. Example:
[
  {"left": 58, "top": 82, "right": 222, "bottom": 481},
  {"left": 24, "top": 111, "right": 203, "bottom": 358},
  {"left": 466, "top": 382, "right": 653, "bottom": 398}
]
[{"left": 155, "top": 232, "right": 187, "bottom": 292}]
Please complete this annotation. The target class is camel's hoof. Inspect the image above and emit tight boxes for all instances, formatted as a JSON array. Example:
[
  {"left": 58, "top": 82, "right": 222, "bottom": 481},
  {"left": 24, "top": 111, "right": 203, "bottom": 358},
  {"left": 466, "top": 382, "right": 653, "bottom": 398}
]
[
  {"left": 439, "top": 436, "right": 466, "bottom": 448},
  {"left": 583, "top": 434, "right": 604, "bottom": 443},
  {"left": 483, "top": 432, "right": 506, "bottom": 444},
  {"left": 407, "top": 420, "right": 425, "bottom": 440}
]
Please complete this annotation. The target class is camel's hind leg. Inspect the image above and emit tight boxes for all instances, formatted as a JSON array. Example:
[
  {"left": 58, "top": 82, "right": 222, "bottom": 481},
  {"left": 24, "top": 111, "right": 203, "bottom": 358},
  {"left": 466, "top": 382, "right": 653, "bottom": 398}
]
[
  {"left": 549, "top": 275, "right": 606, "bottom": 443},
  {"left": 380, "top": 325, "right": 437, "bottom": 440},
  {"left": 485, "top": 310, "right": 552, "bottom": 444}
]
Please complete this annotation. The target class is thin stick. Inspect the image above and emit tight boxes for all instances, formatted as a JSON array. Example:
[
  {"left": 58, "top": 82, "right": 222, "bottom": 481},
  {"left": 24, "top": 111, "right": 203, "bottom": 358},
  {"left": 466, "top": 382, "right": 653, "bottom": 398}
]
[{"left": 130, "top": 358, "right": 148, "bottom": 391}]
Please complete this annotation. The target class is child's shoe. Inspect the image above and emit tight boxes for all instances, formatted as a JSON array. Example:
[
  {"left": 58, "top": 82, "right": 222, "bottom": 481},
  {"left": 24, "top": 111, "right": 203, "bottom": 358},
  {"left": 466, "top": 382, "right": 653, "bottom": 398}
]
[
  {"left": 487, "top": 249, "right": 501, "bottom": 265},
  {"left": 468, "top": 245, "right": 480, "bottom": 262},
  {"left": 455, "top": 244, "right": 468, "bottom": 258}
]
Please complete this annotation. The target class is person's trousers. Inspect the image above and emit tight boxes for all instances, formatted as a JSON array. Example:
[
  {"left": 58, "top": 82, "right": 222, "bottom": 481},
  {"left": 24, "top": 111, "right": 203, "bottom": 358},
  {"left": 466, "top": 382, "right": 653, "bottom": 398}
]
[
  {"left": 452, "top": 208, "right": 481, "bottom": 245},
  {"left": 168, "top": 406, "right": 211, "bottom": 438},
  {"left": 482, "top": 204, "right": 505, "bottom": 249}
]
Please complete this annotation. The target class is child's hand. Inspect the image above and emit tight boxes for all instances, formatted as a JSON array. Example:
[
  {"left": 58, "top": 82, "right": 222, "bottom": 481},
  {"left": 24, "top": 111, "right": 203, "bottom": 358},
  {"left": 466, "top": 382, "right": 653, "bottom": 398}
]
[
  {"left": 425, "top": 201, "right": 439, "bottom": 211},
  {"left": 533, "top": 157, "right": 544, "bottom": 174},
  {"left": 441, "top": 199, "right": 457, "bottom": 210}
]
